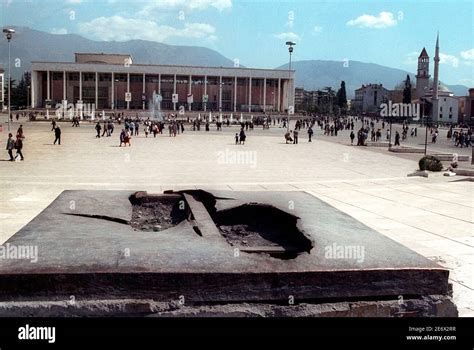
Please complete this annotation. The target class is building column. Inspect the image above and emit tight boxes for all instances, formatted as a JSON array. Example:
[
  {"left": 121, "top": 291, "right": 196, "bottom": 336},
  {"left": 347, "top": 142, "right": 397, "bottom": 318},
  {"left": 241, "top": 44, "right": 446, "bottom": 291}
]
[
  {"left": 142, "top": 73, "right": 146, "bottom": 110},
  {"left": 79, "top": 72, "right": 82, "bottom": 102},
  {"left": 248, "top": 77, "right": 252, "bottom": 113},
  {"left": 277, "top": 78, "right": 281, "bottom": 112},
  {"left": 203, "top": 75, "right": 207, "bottom": 112},
  {"left": 188, "top": 74, "right": 192, "bottom": 111},
  {"left": 263, "top": 78, "right": 267, "bottom": 113},
  {"left": 111, "top": 72, "right": 115, "bottom": 110},
  {"left": 63, "top": 71, "right": 66, "bottom": 102},
  {"left": 173, "top": 74, "right": 177, "bottom": 111},
  {"left": 31, "top": 71, "right": 36, "bottom": 108},
  {"left": 234, "top": 76, "right": 237, "bottom": 112},
  {"left": 126, "top": 73, "right": 130, "bottom": 110},
  {"left": 218, "top": 76, "right": 223, "bottom": 112},
  {"left": 158, "top": 73, "right": 161, "bottom": 94},
  {"left": 95, "top": 72, "right": 98, "bottom": 109},
  {"left": 46, "top": 70, "right": 50, "bottom": 101}
]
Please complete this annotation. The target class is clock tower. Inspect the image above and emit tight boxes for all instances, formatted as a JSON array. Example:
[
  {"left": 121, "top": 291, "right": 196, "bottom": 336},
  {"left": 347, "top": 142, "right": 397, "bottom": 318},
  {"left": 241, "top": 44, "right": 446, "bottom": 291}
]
[{"left": 415, "top": 47, "right": 430, "bottom": 99}]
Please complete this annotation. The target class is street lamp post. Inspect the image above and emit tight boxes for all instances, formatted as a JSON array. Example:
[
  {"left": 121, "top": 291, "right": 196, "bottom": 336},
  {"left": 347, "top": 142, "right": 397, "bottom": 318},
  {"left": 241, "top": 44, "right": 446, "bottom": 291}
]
[
  {"left": 3, "top": 28, "right": 15, "bottom": 132},
  {"left": 285, "top": 41, "right": 295, "bottom": 133},
  {"left": 27, "top": 85, "right": 30, "bottom": 110},
  {"left": 114, "top": 79, "right": 119, "bottom": 113}
]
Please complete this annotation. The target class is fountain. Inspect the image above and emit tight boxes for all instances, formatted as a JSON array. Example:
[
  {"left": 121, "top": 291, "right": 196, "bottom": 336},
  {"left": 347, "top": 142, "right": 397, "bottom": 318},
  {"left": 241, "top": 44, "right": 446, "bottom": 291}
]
[{"left": 148, "top": 91, "right": 164, "bottom": 121}]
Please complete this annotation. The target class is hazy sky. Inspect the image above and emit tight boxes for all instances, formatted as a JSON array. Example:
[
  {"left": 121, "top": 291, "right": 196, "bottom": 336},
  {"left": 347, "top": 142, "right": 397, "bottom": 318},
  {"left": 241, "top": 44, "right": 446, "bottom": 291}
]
[{"left": 1, "top": 0, "right": 473, "bottom": 86}]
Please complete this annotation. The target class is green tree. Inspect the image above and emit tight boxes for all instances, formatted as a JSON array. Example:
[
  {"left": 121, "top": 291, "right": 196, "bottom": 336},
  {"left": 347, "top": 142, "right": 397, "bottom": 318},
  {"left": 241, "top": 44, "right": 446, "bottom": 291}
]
[
  {"left": 403, "top": 74, "right": 412, "bottom": 104},
  {"left": 336, "top": 81, "right": 347, "bottom": 113},
  {"left": 3, "top": 78, "right": 16, "bottom": 107}
]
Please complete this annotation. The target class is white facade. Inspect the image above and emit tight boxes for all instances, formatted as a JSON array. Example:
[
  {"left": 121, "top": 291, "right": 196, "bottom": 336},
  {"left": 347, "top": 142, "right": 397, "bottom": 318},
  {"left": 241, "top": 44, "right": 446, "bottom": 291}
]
[
  {"left": 432, "top": 95, "right": 459, "bottom": 123},
  {"left": 0, "top": 70, "right": 4, "bottom": 110},
  {"left": 352, "top": 84, "right": 390, "bottom": 113},
  {"left": 31, "top": 55, "right": 295, "bottom": 113}
]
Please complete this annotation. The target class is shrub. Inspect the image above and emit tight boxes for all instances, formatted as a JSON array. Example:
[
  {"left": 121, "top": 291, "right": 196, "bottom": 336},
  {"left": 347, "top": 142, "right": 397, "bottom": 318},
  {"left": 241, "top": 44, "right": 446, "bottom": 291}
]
[{"left": 419, "top": 155, "right": 443, "bottom": 172}]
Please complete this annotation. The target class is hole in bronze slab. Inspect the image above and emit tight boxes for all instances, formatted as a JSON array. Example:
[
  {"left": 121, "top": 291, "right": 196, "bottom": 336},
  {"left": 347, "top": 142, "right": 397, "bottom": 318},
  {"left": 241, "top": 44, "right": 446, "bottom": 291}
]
[
  {"left": 213, "top": 204, "right": 313, "bottom": 259},
  {"left": 129, "top": 193, "right": 187, "bottom": 232}
]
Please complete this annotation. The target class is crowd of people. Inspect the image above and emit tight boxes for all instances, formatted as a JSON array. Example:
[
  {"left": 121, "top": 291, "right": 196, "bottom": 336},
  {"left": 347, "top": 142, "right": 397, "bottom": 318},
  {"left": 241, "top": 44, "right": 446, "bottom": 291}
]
[{"left": 4, "top": 110, "right": 474, "bottom": 162}]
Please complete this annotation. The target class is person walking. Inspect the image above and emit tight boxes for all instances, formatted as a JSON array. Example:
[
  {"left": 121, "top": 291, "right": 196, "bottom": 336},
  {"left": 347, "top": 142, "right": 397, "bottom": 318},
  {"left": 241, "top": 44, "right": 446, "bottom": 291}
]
[
  {"left": 307, "top": 126, "right": 313, "bottom": 142},
  {"left": 239, "top": 128, "right": 246, "bottom": 145},
  {"left": 95, "top": 122, "right": 101, "bottom": 138},
  {"left": 14, "top": 135, "right": 24, "bottom": 161},
  {"left": 394, "top": 131, "right": 400, "bottom": 146},
  {"left": 54, "top": 125, "right": 61, "bottom": 145},
  {"left": 101, "top": 121, "right": 108, "bottom": 137},
  {"left": 293, "top": 129, "right": 299, "bottom": 144},
  {"left": 350, "top": 130, "right": 355, "bottom": 145},
  {"left": 17, "top": 125, "right": 24, "bottom": 139},
  {"left": 6, "top": 133, "right": 15, "bottom": 161}
]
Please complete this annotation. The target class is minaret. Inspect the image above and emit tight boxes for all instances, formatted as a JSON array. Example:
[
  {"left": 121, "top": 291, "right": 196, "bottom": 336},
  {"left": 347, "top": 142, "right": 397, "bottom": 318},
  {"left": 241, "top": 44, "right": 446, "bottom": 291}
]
[
  {"left": 432, "top": 33, "right": 440, "bottom": 120},
  {"left": 415, "top": 47, "right": 430, "bottom": 99}
]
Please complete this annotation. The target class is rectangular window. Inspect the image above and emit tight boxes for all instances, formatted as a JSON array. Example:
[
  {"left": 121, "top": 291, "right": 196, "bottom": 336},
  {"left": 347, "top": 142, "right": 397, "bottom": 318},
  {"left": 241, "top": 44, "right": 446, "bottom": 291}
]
[
  {"left": 130, "top": 74, "right": 142, "bottom": 83},
  {"left": 115, "top": 74, "right": 127, "bottom": 82},
  {"left": 52, "top": 72, "right": 63, "bottom": 80},
  {"left": 99, "top": 73, "right": 111, "bottom": 82},
  {"left": 82, "top": 73, "right": 95, "bottom": 82},
  {"left": 68, "top": 73, "right": 79, "bottom": 81}
]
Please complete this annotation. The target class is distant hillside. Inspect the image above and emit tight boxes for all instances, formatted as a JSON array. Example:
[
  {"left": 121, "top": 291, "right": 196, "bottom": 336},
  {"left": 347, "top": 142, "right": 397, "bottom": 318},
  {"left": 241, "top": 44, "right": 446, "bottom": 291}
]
[
  {"left": 0, "top": 26, "right": 235, "bottom": 80},
  {"left": 1, "top": 27, "right": 468, "bottom": 98},
  {"left": 277, "top": 60, "right": 469, "bottom": 98}
]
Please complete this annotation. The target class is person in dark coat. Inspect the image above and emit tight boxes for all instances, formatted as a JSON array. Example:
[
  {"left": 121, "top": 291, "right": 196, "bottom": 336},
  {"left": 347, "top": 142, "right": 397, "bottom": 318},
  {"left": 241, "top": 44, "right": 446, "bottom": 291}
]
[
  {"left": 14, "top": 135, "right": 24, "bottom": 161},
  {"left": 239, "top": 128, "right": 246, "bottom": 145},
  {"left": 6, "top": 133, "right": 15, "bottom": 161},
  {"left": 394, "top": 131, "right": 400, "bottom": 146},
  {"left": 54, "top": 126, "right": 61, "bottom": 145}
]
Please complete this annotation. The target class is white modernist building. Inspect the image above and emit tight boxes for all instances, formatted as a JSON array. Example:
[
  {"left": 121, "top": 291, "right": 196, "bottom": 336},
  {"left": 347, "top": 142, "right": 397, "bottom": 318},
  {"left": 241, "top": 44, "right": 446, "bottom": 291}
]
[{"left": 30, "top": 53, "right": 296, "bottom": 114}]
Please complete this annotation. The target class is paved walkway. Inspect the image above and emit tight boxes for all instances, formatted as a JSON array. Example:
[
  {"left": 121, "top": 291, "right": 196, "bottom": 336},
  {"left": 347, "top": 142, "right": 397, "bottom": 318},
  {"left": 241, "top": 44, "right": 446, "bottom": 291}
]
[{"left": 0, "top": 116, "right": 472, "bottom": 316}]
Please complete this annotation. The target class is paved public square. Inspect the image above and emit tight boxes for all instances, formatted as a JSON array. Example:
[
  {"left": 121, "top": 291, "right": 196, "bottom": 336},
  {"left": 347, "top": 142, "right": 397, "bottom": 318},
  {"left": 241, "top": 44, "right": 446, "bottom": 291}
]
[{"left": 0, "top": 114, "right": 472, "bottom": 316}]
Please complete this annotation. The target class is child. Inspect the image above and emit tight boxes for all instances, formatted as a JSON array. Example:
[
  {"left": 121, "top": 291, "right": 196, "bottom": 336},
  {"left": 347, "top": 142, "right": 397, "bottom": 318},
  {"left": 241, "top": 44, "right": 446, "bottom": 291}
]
[{"left": 235, "top": 133, "right": 239, "bottom": 144}]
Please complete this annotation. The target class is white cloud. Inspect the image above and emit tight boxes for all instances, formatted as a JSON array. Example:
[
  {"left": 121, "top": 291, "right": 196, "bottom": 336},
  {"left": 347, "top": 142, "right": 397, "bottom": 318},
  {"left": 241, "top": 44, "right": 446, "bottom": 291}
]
[
  {"left": 275, "top": 32, "right": 300, "bottom": 42},
  {"left": 439, "top": 53, "right": 459, "bottom": 68},
  {"left": 78, "top": 16, "right": 216, "bottom": 43},
  {"left": 460, "top": 48, "right": 474, "bottom": 61},
  {"left": 403, "top": 51, "right": 419, "bottom": 65},
  {"left": 50, "top": 28, "right": 68, "bottom": 35},
  {"left": 313, "top": 26, "right": 322, "bottom": 34},
  {"left": 137, "top": 0, "right": 231, "bottom": 17},
  {"left": 346, "top": 11, "right": 397, "bottom": 29}
]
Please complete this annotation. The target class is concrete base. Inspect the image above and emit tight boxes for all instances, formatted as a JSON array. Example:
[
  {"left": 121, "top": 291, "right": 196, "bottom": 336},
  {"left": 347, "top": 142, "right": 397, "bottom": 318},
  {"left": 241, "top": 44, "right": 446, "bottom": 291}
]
[
  {"left": 390, "top": 147, "right": 425, "bottom": 153},
  {"left": 0, "top": 295, "right": 457, "bottom": 317},
  {"left": 0, "top": 190, "right": 457, "bottom": 316}
]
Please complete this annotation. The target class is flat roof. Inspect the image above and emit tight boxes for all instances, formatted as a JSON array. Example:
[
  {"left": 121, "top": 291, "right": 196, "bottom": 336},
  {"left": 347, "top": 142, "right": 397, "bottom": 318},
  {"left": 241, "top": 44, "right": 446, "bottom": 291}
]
[{"left": 30, "top": 60, "right": 294, "bottom": 73}]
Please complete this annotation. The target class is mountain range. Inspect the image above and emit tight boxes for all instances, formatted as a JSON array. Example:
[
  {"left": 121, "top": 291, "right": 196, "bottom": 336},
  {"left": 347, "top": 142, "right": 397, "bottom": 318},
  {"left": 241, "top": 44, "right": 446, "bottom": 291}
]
[
  {"left": 277, "top": 60, "right": 468, "bottom": 98},
  {"left": 0, "top": 27, "right": 469, "bottom": 98}
]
